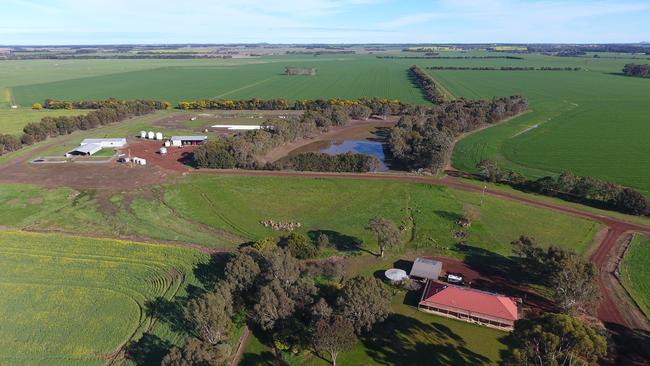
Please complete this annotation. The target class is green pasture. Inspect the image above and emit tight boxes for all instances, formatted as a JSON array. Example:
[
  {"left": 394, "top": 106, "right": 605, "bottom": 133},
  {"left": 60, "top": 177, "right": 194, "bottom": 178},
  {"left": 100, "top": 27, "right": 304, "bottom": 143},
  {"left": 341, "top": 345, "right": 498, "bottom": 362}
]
[
  {"left": 9, "top": 55, "right": 428, "bottom": 106},
  {"left": 0, "top": 230, "right": 207, "bottom": 365},
  {"left": 241, "top": 290, "right": 506, "bottom": 366},
  {"left": 0, "top": 183, "right": 237, "bottom": 248},
  {"left": 0, "top": 108, "right": 84, "bottom": 135},
  {"left": 436, "top": 53, "right": 650, "bottom": 195},
  {"left": 164, "top": 175, "right": 600, "bottom": 256},
  {"left": 620, "top": 234, "right": 650, "bottom": 318}
]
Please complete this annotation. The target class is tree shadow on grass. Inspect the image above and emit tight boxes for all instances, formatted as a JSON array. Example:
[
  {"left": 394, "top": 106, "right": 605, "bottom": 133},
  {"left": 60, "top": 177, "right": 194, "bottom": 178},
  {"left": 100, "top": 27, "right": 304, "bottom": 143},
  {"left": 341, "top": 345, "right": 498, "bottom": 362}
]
[
  {"left": 434, "top": 210, "right": 463, "bottom": 223},
  {"left": 461, "top": 245, "right": 558, "bottom": 312},
  {"left": 193, "top": 253, "right": 231, "bottom": 291},
  {"left": 238, "top": 351, "right": 277, "bottom": 366},
  {"left": 307, "top": 229, "right": 373, "bottom": 255},
  {"left": 606, "top": 323, "right": 650, "bottom": 365},
  {"left": 125, "top": 333, "right": 172, "bottom": 366},
  {"left": 361, "top": 313, "right": 492, "bottom": 366},
  {"left": 144, "top": 297, "right": 192, "bottom": 335}
]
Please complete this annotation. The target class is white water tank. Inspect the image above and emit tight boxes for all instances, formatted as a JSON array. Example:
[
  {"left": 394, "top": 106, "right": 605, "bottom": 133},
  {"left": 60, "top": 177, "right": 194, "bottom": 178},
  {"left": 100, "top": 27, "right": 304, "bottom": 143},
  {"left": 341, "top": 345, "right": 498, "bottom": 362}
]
[
  {"left": 159, "top": 147, "right": 167, "bottom": 155},
  {"left": 147, "top": 131, "right": 155, "bottom": 139},
  {"left": 140, "top": 131, "right": 147, "bottom": 138},
  {"left": 155, "top": 132, "right": 163, "bottom": 140},
  {"left": 164, "top": 140, "right": 171, "bottom": 147}
]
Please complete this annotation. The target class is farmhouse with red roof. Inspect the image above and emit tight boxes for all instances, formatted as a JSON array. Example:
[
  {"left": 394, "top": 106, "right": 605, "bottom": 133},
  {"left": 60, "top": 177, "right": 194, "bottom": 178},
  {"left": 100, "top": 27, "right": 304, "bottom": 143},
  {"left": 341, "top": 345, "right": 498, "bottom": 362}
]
[{"left": 418, "top": 276, "right": 519, "bottom": 331}]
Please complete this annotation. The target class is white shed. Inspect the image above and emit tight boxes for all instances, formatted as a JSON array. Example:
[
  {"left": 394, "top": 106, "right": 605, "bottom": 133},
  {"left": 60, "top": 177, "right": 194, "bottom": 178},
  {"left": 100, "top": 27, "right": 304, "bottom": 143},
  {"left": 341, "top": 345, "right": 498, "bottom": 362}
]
[
  {"left": 140, "top": 131, "right": 147, "bottom": 138},
  {"left": 147, "top": 131, "right": 155, "bottom": 139},
  {"left": 164, "top": 140, "right": 171, "bottom": 147},
  {"left": 155, "top": 132, "right": 163, "bottom": 140}
]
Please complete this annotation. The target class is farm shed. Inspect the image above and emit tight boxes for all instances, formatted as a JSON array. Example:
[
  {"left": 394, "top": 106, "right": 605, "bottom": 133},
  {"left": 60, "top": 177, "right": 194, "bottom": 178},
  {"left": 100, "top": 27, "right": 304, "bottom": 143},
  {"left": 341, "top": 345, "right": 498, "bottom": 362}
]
[
  {"left": 418, "top": 281, "right": 519, "bottom": 330},
  {"left": 170, "top": 135, "right": 208, "bottom": 147},
  {"left": 410, "top": 257, "right": 442, "bottom": 280},
  {"left": 80, "top": 138, "right": 127, "bottom": 148},
  {"left": 66, "top": 143, "right": 102, "bottom": 157}
]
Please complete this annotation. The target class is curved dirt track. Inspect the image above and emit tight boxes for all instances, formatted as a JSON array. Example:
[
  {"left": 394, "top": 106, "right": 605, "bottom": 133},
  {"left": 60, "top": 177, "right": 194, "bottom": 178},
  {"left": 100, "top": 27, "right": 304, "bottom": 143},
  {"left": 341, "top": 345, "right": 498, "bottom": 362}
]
[{"left": 195, "top": 169, "right": 650, "bottom": 331}]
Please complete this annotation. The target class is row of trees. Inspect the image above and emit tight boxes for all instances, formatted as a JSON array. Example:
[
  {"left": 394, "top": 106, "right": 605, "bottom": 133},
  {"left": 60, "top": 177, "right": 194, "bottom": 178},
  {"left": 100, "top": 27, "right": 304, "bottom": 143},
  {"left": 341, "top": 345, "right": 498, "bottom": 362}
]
[
  {"left": 1, "top": 101, "right": 162, "bottom": 156},
  {"left": 177, "top": 97, "right": 407, "bottom": 115},
  {"left": 427, "top": 66, "right": 582, "bottom": 71},
  {"left": 622, "top": 63, "right": 650, "bottom": 78},
  {"left": 43, "top": 98, "right": 170, "bottom": 110},
  {"left": 283, "top": 152, "right": 381, "bottom": 173},
  {"left": 409, "top": 65, "right": 447, "bottom": 103},
  {"left": 477, "top": 161, "right": 650, "bottom": 216},
  {"left": 387, "top": 96, "right": 528, "bottom": 172},
  {"left": 21, "top": 101, "right": 161, "bottom": 146},
  {"left": 377, "top": 55, "right": 524, "bottom": 60}
]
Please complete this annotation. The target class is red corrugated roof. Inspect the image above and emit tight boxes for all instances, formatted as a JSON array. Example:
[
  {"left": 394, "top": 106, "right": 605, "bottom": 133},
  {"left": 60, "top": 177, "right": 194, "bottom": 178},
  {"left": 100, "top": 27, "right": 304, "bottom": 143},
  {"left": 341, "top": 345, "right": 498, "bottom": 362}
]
[{"left": 421, "top": 281, "right": 518, "bottom": 321}]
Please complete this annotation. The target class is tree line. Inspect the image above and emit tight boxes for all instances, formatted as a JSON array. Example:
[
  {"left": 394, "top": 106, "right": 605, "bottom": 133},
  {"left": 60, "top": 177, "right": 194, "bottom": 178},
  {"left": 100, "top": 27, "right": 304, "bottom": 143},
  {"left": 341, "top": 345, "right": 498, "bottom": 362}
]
[
  {"left": 388, "top": 96, "right": 528, "bottom": 172},
  {"left": 377, "top": 55, "right": 524, "bottom": 60},
  {"left": 42, "top": 98, "right": 171, "bottom": 110},
  {"left": 477, "top": 160, "right": 650, "bottom": 216},
  {"left": 177, "top": 97, "right": 407, "bottom": 114},
  {"left": 622, "top": 63, "right": 650, "bottom": 78},
  {"left": 282, "top": 152, "right": 380, "bottom": 172},
  {"left": 0, "top": 100, "right": 163, "bottom": 156},
  {"left": 409, "top": 65, "right": 447, "bottom": 104},
  {"left": 427, "top": 66, "right": 582, "bottom": 71}
]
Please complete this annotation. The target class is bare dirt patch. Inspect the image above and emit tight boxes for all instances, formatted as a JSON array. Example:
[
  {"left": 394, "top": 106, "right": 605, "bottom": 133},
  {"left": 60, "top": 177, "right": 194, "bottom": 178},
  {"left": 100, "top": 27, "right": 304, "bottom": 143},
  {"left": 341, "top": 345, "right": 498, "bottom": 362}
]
[{"left": 128, "top": 140, "right": 196, "bottom": 172}]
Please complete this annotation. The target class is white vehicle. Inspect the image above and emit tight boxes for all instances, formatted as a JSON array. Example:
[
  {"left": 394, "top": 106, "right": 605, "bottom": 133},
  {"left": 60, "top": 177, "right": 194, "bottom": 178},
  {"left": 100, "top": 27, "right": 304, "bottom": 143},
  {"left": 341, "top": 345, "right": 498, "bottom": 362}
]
[{"left": 447, "top": 273, "right": 464, "bottom": 285}]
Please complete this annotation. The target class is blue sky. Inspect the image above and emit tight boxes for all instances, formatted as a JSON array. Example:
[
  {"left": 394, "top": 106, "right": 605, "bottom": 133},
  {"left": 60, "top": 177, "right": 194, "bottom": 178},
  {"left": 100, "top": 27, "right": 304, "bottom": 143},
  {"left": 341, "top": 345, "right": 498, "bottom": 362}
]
[{"left": 2, "top": 0, "right": 650, "bottom": 44}]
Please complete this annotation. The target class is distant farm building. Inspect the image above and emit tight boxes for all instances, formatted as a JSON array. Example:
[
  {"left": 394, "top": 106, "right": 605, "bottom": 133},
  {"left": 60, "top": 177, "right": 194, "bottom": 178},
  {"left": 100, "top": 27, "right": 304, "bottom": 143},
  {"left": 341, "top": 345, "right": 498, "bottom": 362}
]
[
  {"left": 170, "top": 136, "right": 207, "bottom": 147},
  {"left": 211, "top": 124, "right": 263, "bottom": 131},
  {"left": 80, "top": 138, "right": 127, "bottom": 148},
  {"left": 66, "top": 138, "right": 126, "bottom": 157},
  {"left": 418, "top": 281, "right": 519, "bottom": 330},
  {"left": 409, "top": 257, "right": 442, "bottom": 280}
]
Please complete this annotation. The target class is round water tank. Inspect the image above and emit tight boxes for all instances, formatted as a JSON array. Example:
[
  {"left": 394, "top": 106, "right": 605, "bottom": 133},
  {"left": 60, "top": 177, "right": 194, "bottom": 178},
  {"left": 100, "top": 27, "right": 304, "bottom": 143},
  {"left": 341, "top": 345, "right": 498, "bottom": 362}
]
[
  {"left": 159, "top": 147, "right": 167, "bottom": 155},
  {"left": 164, "top": 140, "right": 171, "bottom": 147},
  {"left": 385, "top": 268, "right": 408, "bottom": 283},
  {"left": 140, "top": 131, "right": 147, "bottom": 138}
]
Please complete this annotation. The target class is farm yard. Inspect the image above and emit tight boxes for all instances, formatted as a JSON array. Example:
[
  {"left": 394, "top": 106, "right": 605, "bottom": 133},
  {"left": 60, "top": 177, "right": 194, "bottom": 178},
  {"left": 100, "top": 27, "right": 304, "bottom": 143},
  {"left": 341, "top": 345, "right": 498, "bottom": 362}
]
[
  {"left": 620, "top": 234, "right": 650, "bottom": 317},
  {"left": 0, "top": 230, "right": 207, "bottom": 366}
]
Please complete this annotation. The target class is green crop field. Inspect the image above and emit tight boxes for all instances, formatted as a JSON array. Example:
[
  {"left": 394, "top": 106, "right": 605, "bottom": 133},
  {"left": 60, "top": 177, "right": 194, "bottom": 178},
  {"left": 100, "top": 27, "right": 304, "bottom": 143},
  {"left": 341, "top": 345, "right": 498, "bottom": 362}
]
[
  {"left": 434, "top": 53, "right": 650, "bottom": 195},
  {"left": 0, "top": 108, "right": 84, "bottom": 135},
  {"left": 241, "top": 289, "right": 506, "bottom": 365},
  {"left": 164, "top": 175, "right": 600, "bottom": 256},
  {"left": 620, "top": 234, "right": 650, "bottom": 318},
  {"left": 7, "top": 55, "right": 428, "bottom": 106},
  {"left": 0, "top": 230, "right": 208, "bottom": 365}
]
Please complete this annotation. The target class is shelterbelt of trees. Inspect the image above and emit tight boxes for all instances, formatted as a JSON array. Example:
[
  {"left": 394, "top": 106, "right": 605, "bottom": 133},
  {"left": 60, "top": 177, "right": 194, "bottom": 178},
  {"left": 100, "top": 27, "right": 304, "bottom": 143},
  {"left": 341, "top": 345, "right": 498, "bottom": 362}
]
[
  {"left": 408, "top": 65, "right": 447, "bottom": 104},
  {"left": 0, "top": 100, "right": 166, "bottom": 156},
  {"left": 388, "top": 96, "right": 528, "bottom": 173},
  {"left": 622, "top": 63, "right": 650, "bottom": 78},
  {"left": 377, "top": 55, "right": 524, "bottom": 60},
  {"left": 426, "top": 66, "right": 582, "bottom": 71},
  {"left": 477, "top": 160, "right": 650, "bottom": 216},
  {"left": 177, "top": 97, "right": 408, "bottom": 113},
  {"left": 43, "top": 98, "right": 171, "bottom": 110}
]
